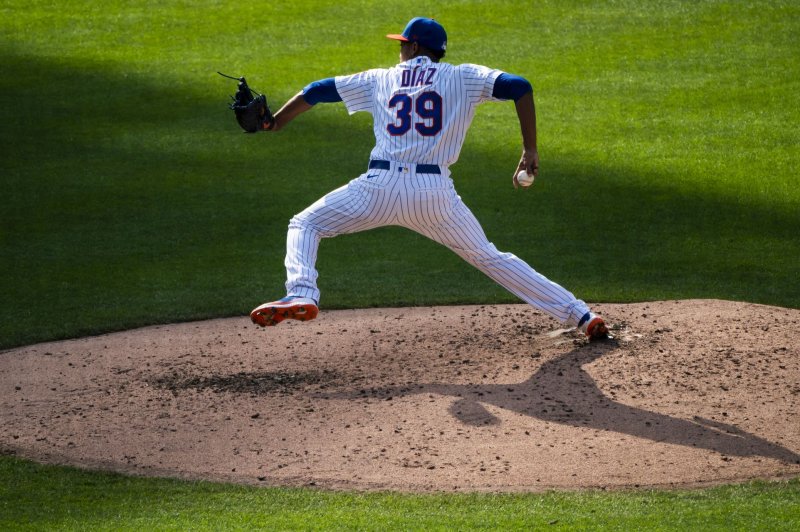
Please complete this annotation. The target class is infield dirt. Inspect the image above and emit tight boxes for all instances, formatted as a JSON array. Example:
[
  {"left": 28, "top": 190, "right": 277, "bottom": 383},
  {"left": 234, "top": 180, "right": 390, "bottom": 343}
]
[{"left": 2, "top": 300, "right": 799, "bottom": 492}]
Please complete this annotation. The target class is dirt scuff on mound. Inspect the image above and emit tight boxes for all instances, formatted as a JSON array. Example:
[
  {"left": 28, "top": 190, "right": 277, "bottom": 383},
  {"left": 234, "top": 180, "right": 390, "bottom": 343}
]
[{"left": 1, "top": 300, "right": 799, "bottom": 492}]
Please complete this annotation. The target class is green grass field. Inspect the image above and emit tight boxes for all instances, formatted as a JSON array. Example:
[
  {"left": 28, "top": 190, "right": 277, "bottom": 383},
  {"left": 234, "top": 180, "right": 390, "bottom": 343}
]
[
  {"left": 2, "top": 0, "right": 799, "bottom": 529},
  {"left": 2, "top": 457, "right": 799, "bottom": 531}
]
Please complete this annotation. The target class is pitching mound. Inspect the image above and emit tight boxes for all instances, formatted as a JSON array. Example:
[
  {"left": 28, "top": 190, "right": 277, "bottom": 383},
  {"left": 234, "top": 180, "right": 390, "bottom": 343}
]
[{"left": 1, "top": 299, "right": 799, "bottom": 492}]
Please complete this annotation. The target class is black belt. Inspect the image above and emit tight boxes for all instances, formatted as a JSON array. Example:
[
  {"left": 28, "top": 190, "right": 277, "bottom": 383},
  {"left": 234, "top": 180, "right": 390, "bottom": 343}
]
[{"left": 368, "top": 160, "right": 440, "bottom": 174}]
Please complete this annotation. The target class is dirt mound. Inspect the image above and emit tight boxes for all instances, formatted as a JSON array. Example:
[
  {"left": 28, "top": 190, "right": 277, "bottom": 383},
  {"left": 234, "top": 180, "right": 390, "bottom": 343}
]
[{"left": 1, "top": 300, "right": 798, "bottom": 492}]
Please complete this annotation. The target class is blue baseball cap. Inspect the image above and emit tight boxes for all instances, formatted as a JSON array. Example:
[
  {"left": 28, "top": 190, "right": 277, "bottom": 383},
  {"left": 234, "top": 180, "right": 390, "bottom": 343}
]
[{"left": 386, "top": 17, "right": 447, "bottom": 52}]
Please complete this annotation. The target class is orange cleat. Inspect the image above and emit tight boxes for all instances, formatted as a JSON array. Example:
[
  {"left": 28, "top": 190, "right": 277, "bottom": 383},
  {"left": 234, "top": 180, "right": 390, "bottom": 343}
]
[
  {"left": 579, "top": 312, "right": 611, "bottom": 341},
  {"left": 250, "top": 296, "right": 319, "bottom": 327}
]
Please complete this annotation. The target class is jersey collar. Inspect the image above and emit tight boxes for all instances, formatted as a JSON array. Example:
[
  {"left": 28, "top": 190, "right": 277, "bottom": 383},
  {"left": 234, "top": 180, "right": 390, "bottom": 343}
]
[{"left": 401, "top": 56, "right": 434, "bottom": 67}]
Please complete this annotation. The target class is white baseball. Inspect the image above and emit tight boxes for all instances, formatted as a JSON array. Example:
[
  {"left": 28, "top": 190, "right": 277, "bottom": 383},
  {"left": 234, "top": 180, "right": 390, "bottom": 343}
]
[{"left": 516, "top": 169, "right": 534, "bottom": 187}]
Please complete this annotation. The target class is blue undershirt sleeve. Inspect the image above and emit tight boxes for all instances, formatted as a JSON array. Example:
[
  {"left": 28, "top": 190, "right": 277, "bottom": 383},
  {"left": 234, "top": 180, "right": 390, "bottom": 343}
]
[
  {"left": 301, "top": 77, "right": 343, "bottom": 105},
  {"left": 492, "top": 73, "right": 533, "bottom": 102}
]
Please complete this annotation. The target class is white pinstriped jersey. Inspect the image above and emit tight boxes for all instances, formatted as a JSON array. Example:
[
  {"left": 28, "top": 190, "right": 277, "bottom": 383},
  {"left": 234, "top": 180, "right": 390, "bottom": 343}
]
[{"left": 335, "top": 56, "right": 503, "bottom": 168}]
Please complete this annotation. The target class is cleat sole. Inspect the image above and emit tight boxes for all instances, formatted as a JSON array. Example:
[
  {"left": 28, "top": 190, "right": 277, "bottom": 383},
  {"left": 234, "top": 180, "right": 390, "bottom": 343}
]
[{"left": 250, "top": 301, "right": 319, "bottom": 327}]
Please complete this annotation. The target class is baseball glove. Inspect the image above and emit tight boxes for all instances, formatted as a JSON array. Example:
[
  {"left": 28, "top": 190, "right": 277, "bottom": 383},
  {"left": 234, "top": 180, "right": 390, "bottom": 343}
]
[{"left": 218, "top": 72, "right": 275, "bottom": 133}]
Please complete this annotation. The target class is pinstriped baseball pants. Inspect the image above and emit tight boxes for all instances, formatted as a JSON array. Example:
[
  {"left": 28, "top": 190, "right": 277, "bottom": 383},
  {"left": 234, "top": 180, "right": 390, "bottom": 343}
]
[{"left": 285, "top": 163, "right": 591, "bottom": 326}]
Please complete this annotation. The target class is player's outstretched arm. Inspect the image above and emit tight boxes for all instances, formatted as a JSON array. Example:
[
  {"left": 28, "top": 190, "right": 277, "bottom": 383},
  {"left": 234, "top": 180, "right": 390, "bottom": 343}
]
[
  {"left": 269, "top": 92, "right": 314, "bottom": 132},
  {"left": 269, "top": 77, "right": 343, "bottom": 132},
  {"left": 493, "top": 73, "right": 538, "bottom": 188},
  {"left": 513, "top": 91, "right": 539, "bottom": 188}
]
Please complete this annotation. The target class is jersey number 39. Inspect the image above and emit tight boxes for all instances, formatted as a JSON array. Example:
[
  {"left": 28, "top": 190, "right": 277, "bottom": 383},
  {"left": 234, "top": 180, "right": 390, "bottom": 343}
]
[{"left": 387, "top": 92, "right": 442, "bottom": 136}]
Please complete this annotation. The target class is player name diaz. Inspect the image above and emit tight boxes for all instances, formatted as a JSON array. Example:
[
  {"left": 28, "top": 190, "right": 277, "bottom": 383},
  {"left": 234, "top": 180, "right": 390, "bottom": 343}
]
[{"left": 400, "top": 67, "right": 437, "bottom": 88}]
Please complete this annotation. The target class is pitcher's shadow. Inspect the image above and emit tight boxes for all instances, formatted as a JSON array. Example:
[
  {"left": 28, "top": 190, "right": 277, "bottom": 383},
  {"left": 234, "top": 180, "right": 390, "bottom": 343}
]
[{"left": 323, "top": 340, "right": 800, "bottom": 464}]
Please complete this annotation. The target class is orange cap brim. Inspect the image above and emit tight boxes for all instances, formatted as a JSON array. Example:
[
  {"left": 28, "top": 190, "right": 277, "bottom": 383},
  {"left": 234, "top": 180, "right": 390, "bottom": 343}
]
[{"left": 386, "top": 34, "right": 410, "bottom": 42}]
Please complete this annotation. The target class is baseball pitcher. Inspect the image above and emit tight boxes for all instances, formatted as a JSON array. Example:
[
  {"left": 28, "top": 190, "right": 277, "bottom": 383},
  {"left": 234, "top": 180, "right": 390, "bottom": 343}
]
[{"left": 229, "top": 17, "right": 609, "bottom": 340}]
